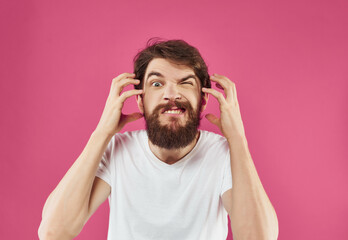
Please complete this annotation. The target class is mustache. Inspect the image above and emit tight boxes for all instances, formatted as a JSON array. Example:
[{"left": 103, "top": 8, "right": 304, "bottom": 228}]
[{"left": 152, "top": 100, "right": 193, "bottom": 115}]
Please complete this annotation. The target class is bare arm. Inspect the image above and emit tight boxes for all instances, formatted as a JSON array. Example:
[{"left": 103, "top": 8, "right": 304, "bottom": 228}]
[
  {"left": 38, "top": 131, "right": 112, "bottom": 239},
  {"left": 38, "top": 73, "right": 144, "bottom": 240},
  {"left": 203, "top": 74, "right": 278, "bottom": 239}
]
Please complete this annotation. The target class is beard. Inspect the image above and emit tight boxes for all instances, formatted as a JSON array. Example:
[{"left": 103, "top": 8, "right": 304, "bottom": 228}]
[{"left": 144, "top": 99, "right": 202, "bottom": 150}]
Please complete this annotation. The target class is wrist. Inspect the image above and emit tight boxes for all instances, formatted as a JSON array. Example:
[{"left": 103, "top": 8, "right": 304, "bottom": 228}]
[
  {"left": 226, "top": 133, "right": 248, "bottom": 147},
  {"left": 92, "top": 128, "right": 114, "bottom": 140}
]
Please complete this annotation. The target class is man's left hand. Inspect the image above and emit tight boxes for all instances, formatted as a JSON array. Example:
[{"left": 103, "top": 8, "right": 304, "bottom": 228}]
[{"left": 202, "top": 73, "right": 246, "bottom": 141}]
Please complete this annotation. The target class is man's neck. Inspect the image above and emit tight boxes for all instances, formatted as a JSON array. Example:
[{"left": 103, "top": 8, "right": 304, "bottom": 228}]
[{"left": 148, "top": 131, "right": 201, "bottom": 165}]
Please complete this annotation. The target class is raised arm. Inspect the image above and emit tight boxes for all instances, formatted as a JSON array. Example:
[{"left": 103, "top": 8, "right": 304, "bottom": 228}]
[{"left": 38, "top": 73, "right": 144, "bottom": 240}]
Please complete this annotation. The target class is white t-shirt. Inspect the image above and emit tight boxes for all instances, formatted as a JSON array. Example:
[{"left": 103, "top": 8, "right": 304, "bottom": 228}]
[{"left": 96, "top": 129, "right": 233, "bottom": 240}]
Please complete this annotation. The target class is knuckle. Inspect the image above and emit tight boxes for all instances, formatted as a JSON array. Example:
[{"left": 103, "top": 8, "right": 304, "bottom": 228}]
[
  {"left": 120, "top": 91, "right": 130, "bottom": 99},
  {"left": 117, "top": 95, "right": 125, "bottom": 103},
  {"left": 120, "top": 72, "right": 131, "bottom": 78},
  {"left": 113, "top": 73, "right": 133, "bottom": 82},
  {"left": 226, "top": 83, "right": 233, "bottom": 90},
  {"left": 112, "top": 77, "right": 121, "bottom": 85},
  {"left": 223, "top": 76, "right": 230, "bottom": 81},
  {"left": 227, "top": 79, "right": 233, "bottom": 85},
  {"left": 114, "top": 81, "right": 121, "bottom": 89}
]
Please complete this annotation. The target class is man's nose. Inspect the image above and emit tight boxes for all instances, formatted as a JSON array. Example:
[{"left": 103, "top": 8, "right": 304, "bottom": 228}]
[{"left": 163, "top": 84, "right": 181, "bottom": 101}]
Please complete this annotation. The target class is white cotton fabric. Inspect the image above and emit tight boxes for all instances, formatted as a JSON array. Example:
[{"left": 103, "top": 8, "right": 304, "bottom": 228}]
[{"left": 96, "top": 129, "right": 232, "bottom": 240}]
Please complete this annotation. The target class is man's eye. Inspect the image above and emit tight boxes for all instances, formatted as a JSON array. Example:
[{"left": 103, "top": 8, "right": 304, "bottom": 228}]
[
  {"left": 151, "top": 82, "right": 163, "bottom": 87},
  {"left": 182, "top": 81, "right": 193, "bottom": 85}
]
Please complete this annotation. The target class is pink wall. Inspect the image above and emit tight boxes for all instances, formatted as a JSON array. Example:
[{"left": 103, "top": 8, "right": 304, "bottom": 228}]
[{"left": 1, "top": 0, "right": 347, "bottom": 239}]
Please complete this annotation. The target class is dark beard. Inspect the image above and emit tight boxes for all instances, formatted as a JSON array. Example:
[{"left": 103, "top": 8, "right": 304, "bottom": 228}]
[{"left": 144, "top": 99, "right": 202, "bottom": 149}]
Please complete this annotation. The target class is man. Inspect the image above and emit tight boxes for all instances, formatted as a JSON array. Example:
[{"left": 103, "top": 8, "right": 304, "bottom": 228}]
[{"left": 38, "top": 38, "right": 278, "bottom": 240}]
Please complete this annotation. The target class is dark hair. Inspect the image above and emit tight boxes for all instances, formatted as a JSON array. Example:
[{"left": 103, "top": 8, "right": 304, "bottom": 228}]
[{"left": 133, "top": 37, "right": 211, "bottom": 92}]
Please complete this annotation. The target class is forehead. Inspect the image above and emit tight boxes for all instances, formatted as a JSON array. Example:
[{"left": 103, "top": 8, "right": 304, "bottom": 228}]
[{"left": 144, "top": 58, "right": 197, "bottom": 82}]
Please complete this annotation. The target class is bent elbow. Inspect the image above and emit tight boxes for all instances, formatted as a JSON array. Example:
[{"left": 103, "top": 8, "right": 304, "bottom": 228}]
[{"left": 38, "top": 220, "right": 77, "bottom": 240}]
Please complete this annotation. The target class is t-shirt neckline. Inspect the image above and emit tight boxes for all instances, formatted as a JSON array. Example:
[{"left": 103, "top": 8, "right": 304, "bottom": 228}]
[{"left": 141, "top": 129, "right": 203, "bottom": 169}]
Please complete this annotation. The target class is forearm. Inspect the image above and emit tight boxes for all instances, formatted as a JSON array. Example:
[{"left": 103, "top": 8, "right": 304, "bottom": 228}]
[
  {"left": 228, "top": 136, "right": 278, "bottom": 240},
  {"left": 39, "top": 130, "right": 112, "bottom": 239}
]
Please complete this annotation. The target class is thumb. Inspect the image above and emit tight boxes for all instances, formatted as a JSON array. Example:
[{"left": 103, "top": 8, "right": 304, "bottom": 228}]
[
  {"left": 205, "top": 113, "right": 220, "bottom": 127},
  {"left": 123, "top": 112, "right": 143, "bottom": 124}
]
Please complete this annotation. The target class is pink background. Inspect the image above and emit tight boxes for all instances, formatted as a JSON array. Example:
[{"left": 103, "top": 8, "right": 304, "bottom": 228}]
[{"left": 1, "top": 0, "right": 347, "bottom": 239}]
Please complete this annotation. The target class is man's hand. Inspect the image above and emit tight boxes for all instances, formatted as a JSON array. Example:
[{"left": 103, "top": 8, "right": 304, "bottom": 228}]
[
  {"left": 95, "top": 73, "right": 144, "bottom": 136},
  {"left": 204, "top": 74, "right": 279, "bottom": 239},
  {"left": 202, "top": 73, "right": 246, "bottom": 141}
]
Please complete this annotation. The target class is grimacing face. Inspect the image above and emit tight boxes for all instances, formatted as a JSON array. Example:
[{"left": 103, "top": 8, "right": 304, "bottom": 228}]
[
  {"left": 136, "top": 58, "right": 208, "bottom": 121},
  {"left": 136, "top": 58, "right": 209, "bottom": 149}
]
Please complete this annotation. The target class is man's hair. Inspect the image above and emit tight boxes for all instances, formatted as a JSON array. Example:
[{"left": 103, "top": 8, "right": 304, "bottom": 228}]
[{"left": 133, "top": 37, "right": 211, "bottom": 92}]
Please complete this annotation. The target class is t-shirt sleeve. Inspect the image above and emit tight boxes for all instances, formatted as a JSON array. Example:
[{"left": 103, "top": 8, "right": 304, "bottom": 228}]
[
  {"left": 95, "top": 135, "right": 114, "bottom": 187},
  {"left": 220, "top": 148, "right": 232, "bottom": 197}
]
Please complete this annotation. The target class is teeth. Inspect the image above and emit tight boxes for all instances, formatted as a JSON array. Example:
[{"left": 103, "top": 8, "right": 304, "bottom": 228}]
[{"left": 164, "top": 110, "right": 183, "bottom": 114}]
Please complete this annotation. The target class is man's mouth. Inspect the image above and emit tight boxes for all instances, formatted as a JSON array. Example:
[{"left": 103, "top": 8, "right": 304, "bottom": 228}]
[{"left": 162, "top": 107, "right": 186, "bottom": 114}]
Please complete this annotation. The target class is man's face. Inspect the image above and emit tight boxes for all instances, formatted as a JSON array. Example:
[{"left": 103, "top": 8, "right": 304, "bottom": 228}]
[{"left": 137, "top": 58, "right": 208, "bottom": 149}]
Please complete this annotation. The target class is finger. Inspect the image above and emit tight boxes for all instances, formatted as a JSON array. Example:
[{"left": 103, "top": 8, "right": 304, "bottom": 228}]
[
  {"left": 117, "top": 112, "right": 143, "bottom": 132},
  {"left": 232, "top": 83, "right": 239, "bottom": 105},
  {"left": 113, "top": 72, "right": 136, "bottom": 83},
  {"left": 216, "top": 83, "right": 224, "bottom": 90},
  {"left": 114, "top": 78, "right": 141, "bottom": 95},
  {"left": 210, "top": 74, "right": 234, "bottom": 103},
  {"left": 123, "top": 112, "right": 143, "bottom": 124},
  {"left": 119, "top": 89, "right": 144, "bottom": 103},
  {"left": 201, "top": 87, "right": 227, "bottom": 106},
  {"left": 205, "top": 113, "right": 221, "bottom": 128},
  {"left": 111, "top": 73, "right": 136, "bottom": 90}
]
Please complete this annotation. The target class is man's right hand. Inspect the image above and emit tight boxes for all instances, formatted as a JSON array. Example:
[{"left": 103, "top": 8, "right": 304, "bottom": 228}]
[{"left": 94, "top": 72, "right": 144, "bottom": 136}]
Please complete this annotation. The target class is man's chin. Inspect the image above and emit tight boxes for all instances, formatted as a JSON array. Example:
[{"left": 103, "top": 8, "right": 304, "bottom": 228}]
[
  {"left": 161, "top": 119, "right": 188, "bottom": 129},
  {"left": 144, "top": 104, "right": 201, "bottom": 149}
]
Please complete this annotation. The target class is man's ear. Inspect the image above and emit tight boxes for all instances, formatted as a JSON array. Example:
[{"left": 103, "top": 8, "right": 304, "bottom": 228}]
[
  {"left": 136, "top": 94, "right": 144, "bottom": 114},
  {"left": 200, "top": 92, "right": 209, "bottom": 112}
]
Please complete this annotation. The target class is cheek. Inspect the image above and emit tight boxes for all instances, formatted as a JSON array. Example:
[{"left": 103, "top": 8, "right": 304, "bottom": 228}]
[
  {"left": 189, "top": 94, "right": 201, "bottom": 107},
  {"left": 143, "top": 96, "right": 156, "bottom": 114}
]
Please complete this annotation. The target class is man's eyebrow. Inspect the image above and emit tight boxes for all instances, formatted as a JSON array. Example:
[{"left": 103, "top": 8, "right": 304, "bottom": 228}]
[
  {"left": 146, "top": 71, "right": 198, "bottom": 82},
  {"left": 180, "top": 74, "right": 197, "bottom": 82},
  {"left": 146, "top": 71, "right": 164, "bottom": 81}
]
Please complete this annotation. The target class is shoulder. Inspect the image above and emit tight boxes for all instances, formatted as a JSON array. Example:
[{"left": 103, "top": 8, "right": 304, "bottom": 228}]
[
  {"left": 198, "top": 130, "right": 229, "bottom": 150},
  {"left": 196, "top": 130, "right": 230, "bottom": 167},
  {"left": 114, "top": 129, "right": 146, "bottom": 139},
  {"left": 112, "top": 129, "right": 146, "bottom": 146},
  {"left": 199, "top": 130, "right": 228, "bottom": 143}
]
